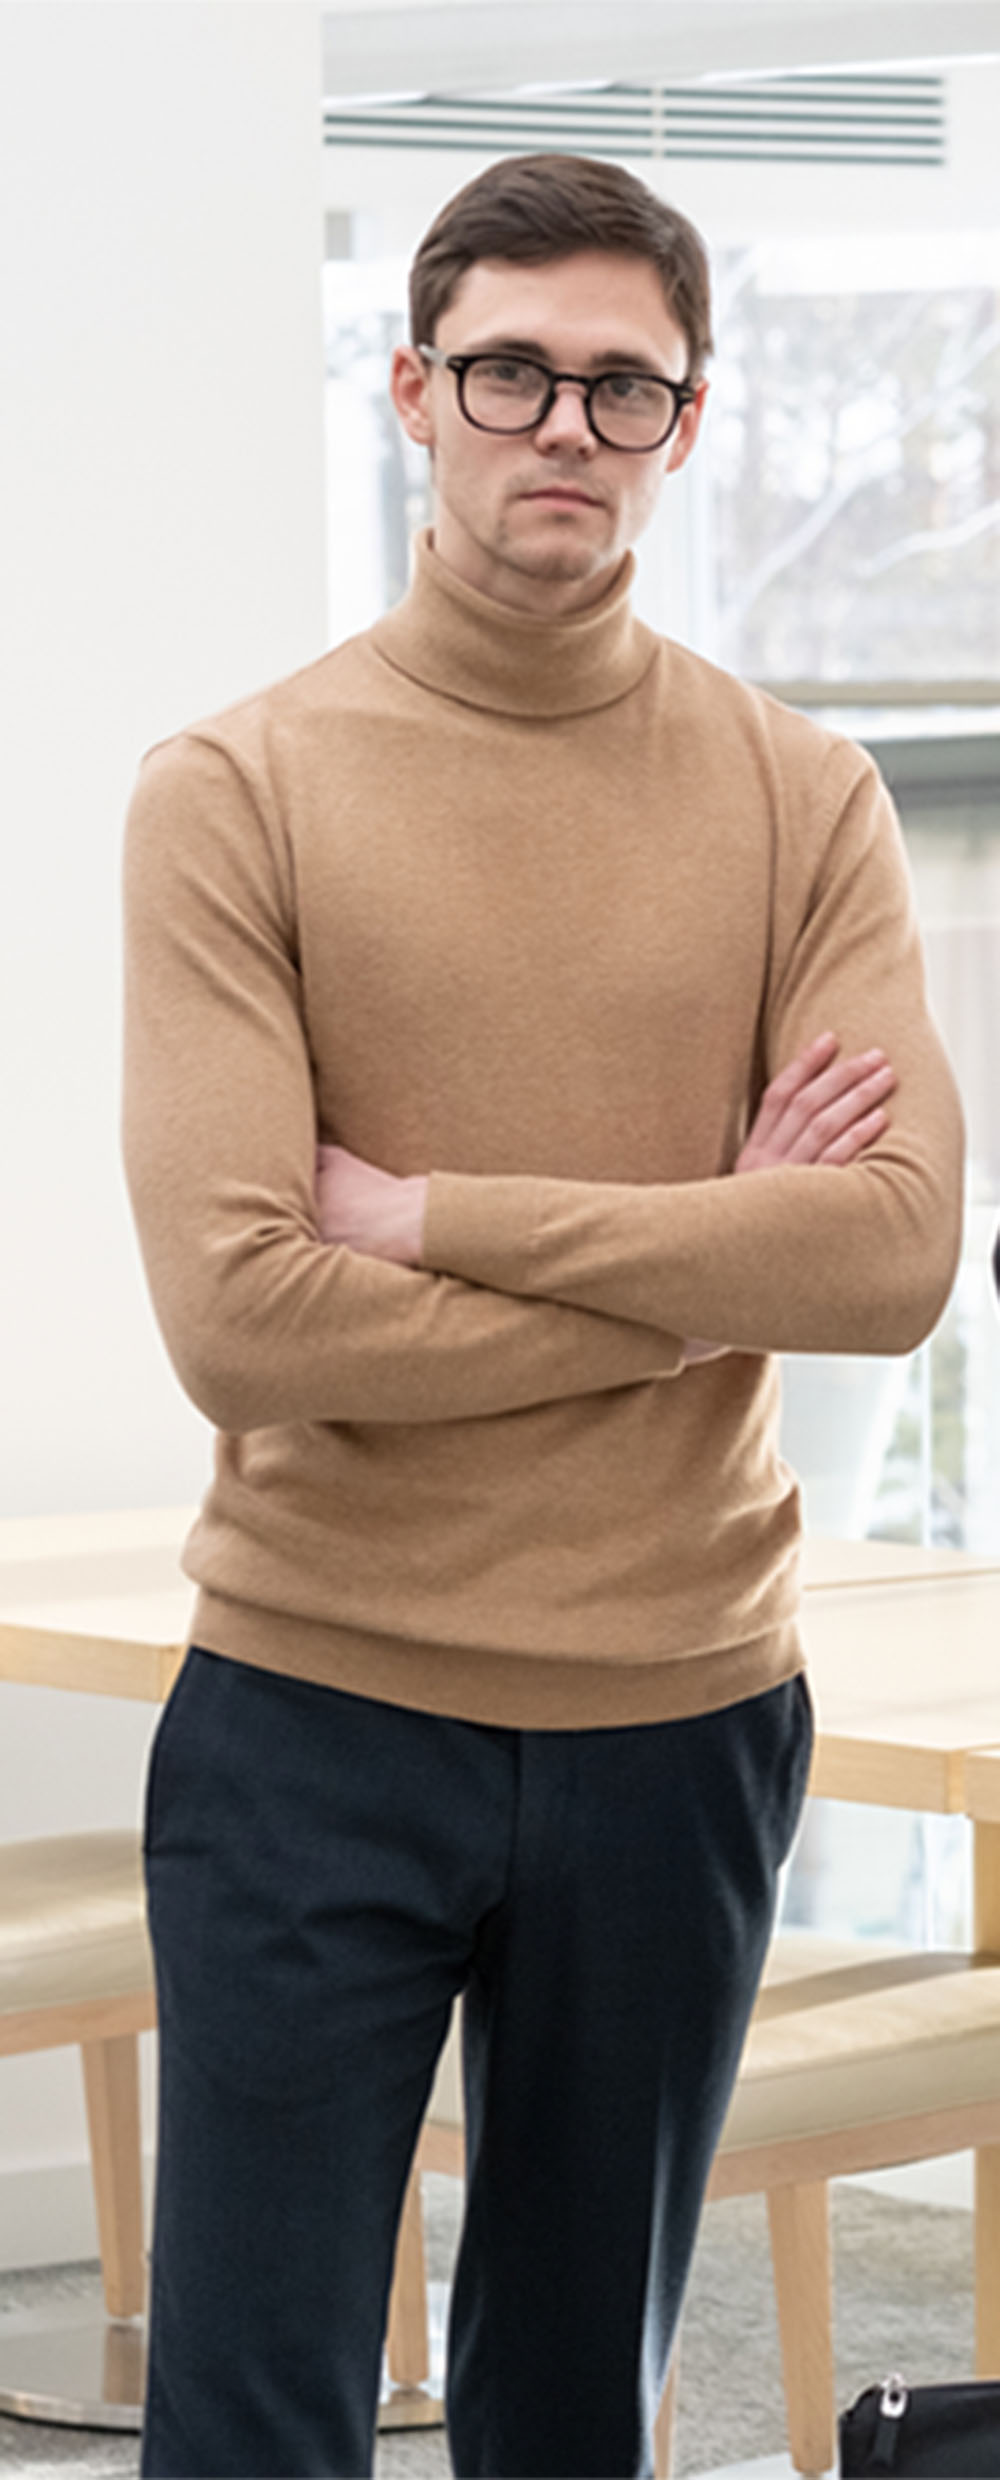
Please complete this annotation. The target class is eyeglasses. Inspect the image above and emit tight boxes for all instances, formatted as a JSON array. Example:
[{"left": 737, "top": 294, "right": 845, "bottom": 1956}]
[{"left": 418, "top": 347, "right": 696, "bottom": 453}]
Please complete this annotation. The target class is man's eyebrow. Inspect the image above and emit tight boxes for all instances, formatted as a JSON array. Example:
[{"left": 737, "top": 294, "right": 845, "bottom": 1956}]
[{"left": 456, "top": 334, "right": 675, "bottom": 378}]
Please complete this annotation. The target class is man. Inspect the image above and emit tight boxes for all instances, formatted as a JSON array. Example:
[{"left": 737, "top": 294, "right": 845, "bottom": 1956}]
[{"left": 123, "top": 154, "right": 963, "bottom": 2480}]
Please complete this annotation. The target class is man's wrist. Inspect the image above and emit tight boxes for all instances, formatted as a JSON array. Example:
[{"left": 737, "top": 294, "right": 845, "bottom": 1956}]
[{"left": 405, "top": 1175, "right": 429, "bottom": 1266}]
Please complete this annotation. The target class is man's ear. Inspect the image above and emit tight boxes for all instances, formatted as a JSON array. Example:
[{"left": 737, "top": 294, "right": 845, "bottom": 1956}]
[
  {"left": 664, "top": 377, "right": 710, "bottom": 476},
  {"left": 390, "top": 344, "right": 435, "bottom": 446}
]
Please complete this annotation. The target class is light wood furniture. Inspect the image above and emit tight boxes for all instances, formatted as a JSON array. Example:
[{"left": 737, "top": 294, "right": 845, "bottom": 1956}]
[
  {"left": 711, "top": 1934, "right": 1000, "bottom": 2475},
  {"left": 803, "top": 1568, "right": 1000, "bottom": 1816},
  {"left": 803, "top": 1536, "right": 1000, "bottom": 1590},
  {"left": 4, "top": 1512, "right": 1000, "bottom": 2451},
  {"left": 960, "top": 1747, "right": 1000, "bottom": 2388},
  {"left": 393, "top": 1931, "right": 1000, "bottom": 2478},
  {"left": 0, "top": 1506, "right": 192, "bottom": 1701},
  {"left": 0, "top": 1831, "right": 155, "bottom": 2426},
  {"left": 1, "top": 1509, "right": 996, "bottom": 1705}
]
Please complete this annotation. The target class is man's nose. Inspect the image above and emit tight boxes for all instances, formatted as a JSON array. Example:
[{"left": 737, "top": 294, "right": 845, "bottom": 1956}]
[{"left": 533, "top": 380, "right": 598, "bottom": 451}]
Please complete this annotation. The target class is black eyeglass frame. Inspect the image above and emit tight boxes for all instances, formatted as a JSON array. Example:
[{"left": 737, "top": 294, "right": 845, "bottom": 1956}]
[{"left": 417, "top": 345, "right": 697, "bottom": 452}]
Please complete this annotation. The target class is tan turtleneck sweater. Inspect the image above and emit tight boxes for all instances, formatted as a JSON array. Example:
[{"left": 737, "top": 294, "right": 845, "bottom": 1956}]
[{"left": 122, "top": 534, "right": 964, "bottom": 1728}]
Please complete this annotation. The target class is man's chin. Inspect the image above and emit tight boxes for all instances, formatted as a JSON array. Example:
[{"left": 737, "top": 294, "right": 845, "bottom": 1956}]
[
  {"left": 500, "top": 514, "right": 611, "bottom": 583},
  {"left": 517, "top": 544, "right": 599, "bottom": 580}
]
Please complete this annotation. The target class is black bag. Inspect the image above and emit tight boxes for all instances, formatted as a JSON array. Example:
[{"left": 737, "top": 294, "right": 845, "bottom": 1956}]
[{"left": 840, "top": 2373, "right": 1000, "bottom": 2474}]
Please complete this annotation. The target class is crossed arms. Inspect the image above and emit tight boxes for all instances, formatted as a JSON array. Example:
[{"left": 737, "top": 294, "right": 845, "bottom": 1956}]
[
  {"left": 122, "top": 735, "right": 964, "bottom": 1435},
  {"left": 316, "top": 1031, "right": 898, "bottom": 1364}
]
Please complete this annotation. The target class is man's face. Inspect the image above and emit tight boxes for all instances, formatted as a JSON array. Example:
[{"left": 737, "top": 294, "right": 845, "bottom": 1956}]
[{"left": 390, "top": 249, "right": 708, "bottom": 617}]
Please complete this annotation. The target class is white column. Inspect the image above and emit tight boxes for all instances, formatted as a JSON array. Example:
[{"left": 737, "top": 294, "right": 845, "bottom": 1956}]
[{"left": 0, "top": 0, "right": 325, "bottom": 2266}]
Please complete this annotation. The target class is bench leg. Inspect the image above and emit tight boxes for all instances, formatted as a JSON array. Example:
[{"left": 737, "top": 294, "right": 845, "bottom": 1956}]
[
  {"left": 976, "top": 2142, "right": 1000, "bottom": 2374},
  {"left": 653, "top": 2344, "right": 679, "bottom": 2478},
  {"left": 386, "top": 2159, "right": 430, "bottom": 2390},
  {"left": 80, "top": 2034, "right": 145, "bottom": 2320},
  {"left": 767, "top": 2181, "right": 835, "bottom": 2477}
]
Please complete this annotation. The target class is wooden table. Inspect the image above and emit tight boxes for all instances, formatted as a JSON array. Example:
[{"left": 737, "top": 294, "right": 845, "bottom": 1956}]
[
  {"left": 0, "top": 1507, "right": 194, "bottom": 1703},
  {"left": 3, "top": 1508, "right": 1000, "bottom": 1895},
  {"left": 1, "top": 1505, "right": 998, "bottom": 1703},
  {"left": 5, "top": 1511, "right": 1000, "bottom": 1971}
]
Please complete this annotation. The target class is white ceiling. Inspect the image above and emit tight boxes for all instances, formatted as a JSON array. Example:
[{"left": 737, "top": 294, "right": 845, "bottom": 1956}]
[{"left": 323, "top": 0, "right": 1000, "bottom": 97}]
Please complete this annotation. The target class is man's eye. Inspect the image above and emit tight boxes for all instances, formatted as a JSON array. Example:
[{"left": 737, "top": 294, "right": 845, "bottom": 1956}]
[
  {"left": 603, "top": 372, "right": 644, "bottom": 401},
  {"left": 478, "top": 359, "right": 541, "bottom": 390}
]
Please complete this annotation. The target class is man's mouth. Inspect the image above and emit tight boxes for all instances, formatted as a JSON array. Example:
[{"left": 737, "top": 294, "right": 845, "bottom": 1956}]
[{"left": 521, "top": 486, "right": 602, "bottom": 508}]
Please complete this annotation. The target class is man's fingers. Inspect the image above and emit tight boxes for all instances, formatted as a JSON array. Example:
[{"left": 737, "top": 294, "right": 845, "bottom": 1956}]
[
  {"left": 737, "top": 1036, "right": 896, "bottom": 1173},
  {"left": 748, "top": 1032, "right": 839, "bottom": 1144},
  {"left": 816, "top": 1104, "right": 891, "bottom": 1166},
  {"left": 779, "top": 1046, "right": 889, "bottom": 1123},
  {"left": 768, "top": 1032, "right": 840, "bottom": 1095},
  {"left": 782, "top": 1058, "right": 896, "bottom": 1162}
]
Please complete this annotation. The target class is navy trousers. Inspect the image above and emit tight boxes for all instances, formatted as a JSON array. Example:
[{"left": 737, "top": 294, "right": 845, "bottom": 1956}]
[{"left": 141, "top": 1649, "right": 812, "bottom": 2480}]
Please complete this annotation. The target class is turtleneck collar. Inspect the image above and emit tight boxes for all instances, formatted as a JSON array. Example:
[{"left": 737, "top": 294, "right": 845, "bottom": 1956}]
[{"left": 370, "top": 529, "right": 658, "bottom": 720}]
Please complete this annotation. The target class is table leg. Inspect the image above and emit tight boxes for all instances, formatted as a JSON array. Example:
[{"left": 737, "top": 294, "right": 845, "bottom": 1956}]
[
  {"left": 380, "top": 2165, "right": 445, "bottom": 2430},
  {"left": 975, "top": 2147, "right": 1000, "bottom": 2376},
  {"left": 767, "top": 2182, "right": 836, "bottom": 2477},
  {"left": 974, "top": 1819, "right": 1000, "bottom": 1955},
  {"left": 653, "top": 2346, "right": 678, "bottom": 2478},
  {"left": 81, "top": 2035, "right": 146, "bottom": 2320}
]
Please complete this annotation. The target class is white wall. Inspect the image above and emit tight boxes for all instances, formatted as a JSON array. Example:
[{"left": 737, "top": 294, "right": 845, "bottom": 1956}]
[
  {"left": 0, "top": 0, "right": 326, "bottom": 2265},
  {"left": 325, "top": 0, "right": 1000, "bottom": 96}
]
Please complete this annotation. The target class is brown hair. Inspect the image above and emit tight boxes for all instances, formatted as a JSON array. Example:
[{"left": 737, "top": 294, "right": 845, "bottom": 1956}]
[{"left": 408, "top": 153, "right": 713, "bottom": 380}]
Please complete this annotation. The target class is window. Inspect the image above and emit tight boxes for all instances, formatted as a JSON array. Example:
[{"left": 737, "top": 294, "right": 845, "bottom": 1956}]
[
  {"left": 704, "top": 233, "right": 1000, "bottom": 693},
  {"left": 325, "top": 256, "right": 420, "bottom": 645}
]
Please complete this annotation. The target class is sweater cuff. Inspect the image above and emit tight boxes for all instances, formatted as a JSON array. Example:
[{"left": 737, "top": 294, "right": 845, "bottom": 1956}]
[{"left": 422, "top": 1170, "right": 538, "bottom": 1293}]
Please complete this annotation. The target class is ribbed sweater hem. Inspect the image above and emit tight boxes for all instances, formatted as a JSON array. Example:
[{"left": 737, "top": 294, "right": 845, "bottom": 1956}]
[{"left": 188, "top": 1589, "right": 806, "bottom": 1730}]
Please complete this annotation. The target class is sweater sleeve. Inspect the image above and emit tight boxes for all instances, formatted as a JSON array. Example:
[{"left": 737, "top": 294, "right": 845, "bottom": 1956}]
[
  {"left": 422, "top": 754, "right": 965, "bottom": 1357},
  {"left": 122, "top": 734, "right": 683, "bottom": 1433}
]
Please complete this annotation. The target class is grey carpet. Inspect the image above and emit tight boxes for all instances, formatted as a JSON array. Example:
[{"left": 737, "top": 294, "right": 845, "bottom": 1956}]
[{"left": 0, "top": 2180, "right": 974, "bottom": 2477}]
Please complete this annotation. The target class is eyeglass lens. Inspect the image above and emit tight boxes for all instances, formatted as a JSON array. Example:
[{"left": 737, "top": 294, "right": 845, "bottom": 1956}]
[{"left": 461, "top": 357, "right": 679, "bottom": 448}]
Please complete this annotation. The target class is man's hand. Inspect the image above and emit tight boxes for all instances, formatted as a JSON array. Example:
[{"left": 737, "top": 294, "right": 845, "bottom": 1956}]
[
  {"left": 314, "top": 1145, "right": 427, "bottom": 1265},
  {"left": 734, "top": 1030, "right": 895, "bottom": 1174},
  {"left": 683, "top": 1032, "right": 896, "bottom": 1363}
]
